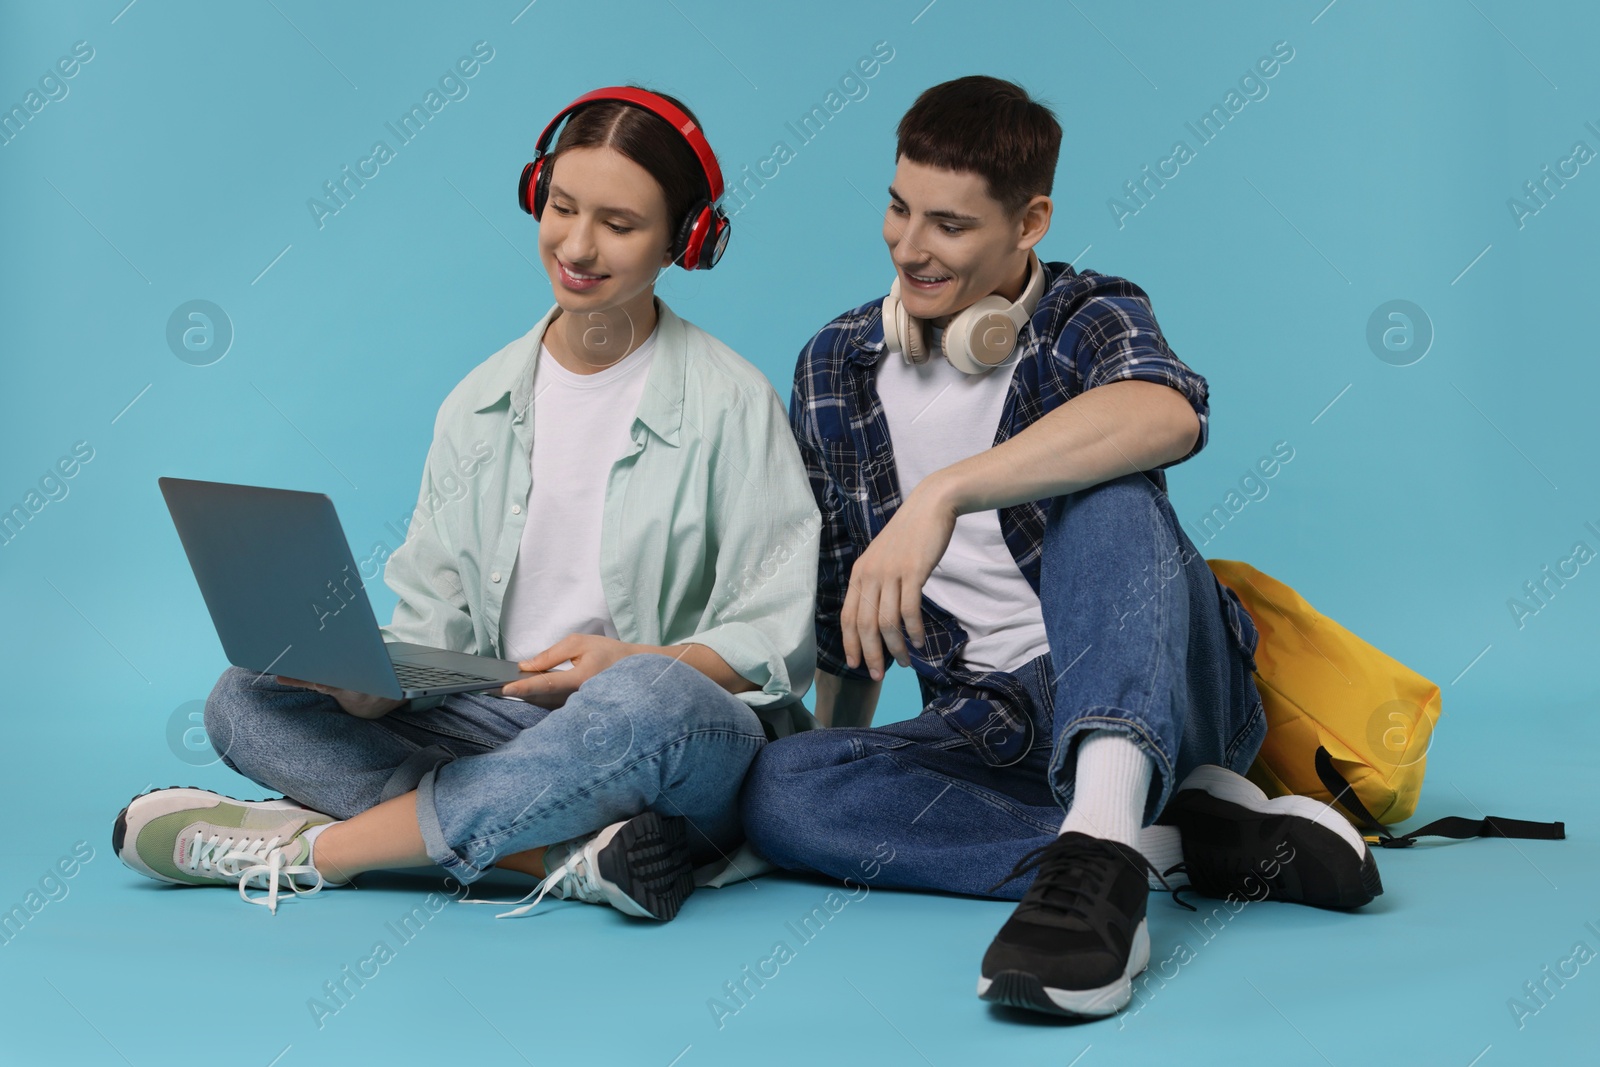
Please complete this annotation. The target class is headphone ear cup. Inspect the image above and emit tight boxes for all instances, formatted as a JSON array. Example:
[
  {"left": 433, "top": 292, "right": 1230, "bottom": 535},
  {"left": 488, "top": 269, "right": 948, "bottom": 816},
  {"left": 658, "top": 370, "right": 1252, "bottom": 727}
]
[
  {"left": 674, "top": 203, "right": 711, "bottom": 269},
  {"left": 883, "top": 284, "right": 931, "bottom": 364},
  {"left": 942, "top": 296, "right": 1017, "bottom": 374},
  {"left": 703, "top": 212, "right": 730, "bottom": 269},
  {"left": 531, "top": 156, "right": 554, "bottom": 219},
  {"left": 899, "top": 302, "right": 930, "bottom": 365},
  {"left": 882, "top": 291, "right": 903, "bottom": 354},
  {"left": 518, "top": 161, "right": 539, "bottom": 216},
  {"left": 943, "top": 252, "right": 1044, "bottom": 373}
]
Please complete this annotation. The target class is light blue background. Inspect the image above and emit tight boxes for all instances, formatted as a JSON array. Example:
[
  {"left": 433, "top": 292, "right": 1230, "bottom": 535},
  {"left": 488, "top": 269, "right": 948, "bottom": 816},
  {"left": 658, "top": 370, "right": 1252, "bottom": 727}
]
[{"left": 1, "top": 1, "right": 1593, "bottom": 1064}]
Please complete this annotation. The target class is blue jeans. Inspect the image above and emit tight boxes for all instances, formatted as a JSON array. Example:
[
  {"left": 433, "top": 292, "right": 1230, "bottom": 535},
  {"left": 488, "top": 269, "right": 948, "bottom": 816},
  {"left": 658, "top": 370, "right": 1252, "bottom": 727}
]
[
  {"left": 740, "top": 472, "right": 1268, "bottom": 900},
  {"left": 205, "top": 653, "right": 768, "bottom": 884}
]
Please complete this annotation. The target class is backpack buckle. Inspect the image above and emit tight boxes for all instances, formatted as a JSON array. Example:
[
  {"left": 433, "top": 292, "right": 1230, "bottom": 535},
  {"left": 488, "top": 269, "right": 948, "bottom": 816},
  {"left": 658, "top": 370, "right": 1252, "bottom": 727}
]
[{"left": 1369, "top": 834, "right": 1414, "bottom": 849}]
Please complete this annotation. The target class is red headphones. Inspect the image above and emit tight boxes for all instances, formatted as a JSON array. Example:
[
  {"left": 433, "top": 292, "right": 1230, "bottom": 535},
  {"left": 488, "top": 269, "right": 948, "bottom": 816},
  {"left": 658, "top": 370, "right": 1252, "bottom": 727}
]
[{"left": 518, "top": 86, "right": 731, "bottom": 271}]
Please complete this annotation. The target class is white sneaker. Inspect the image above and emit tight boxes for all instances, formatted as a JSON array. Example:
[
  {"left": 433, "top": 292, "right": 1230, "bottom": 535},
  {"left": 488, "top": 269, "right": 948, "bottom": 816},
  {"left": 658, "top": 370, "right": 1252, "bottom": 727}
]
[
  {"left": 474, "top": 812, "right": 695, "bottom": 921},
  {"left": 113, "top": 787, "right": 336, "bottom": 913}
]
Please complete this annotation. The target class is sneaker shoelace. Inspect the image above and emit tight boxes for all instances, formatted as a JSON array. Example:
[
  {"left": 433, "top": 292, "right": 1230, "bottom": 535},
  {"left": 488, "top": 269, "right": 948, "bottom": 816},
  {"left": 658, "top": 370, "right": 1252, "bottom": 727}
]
[
  {"left": 461, "top": 846, "right": 599, "bottom": 919},
  {"left": 1160, "top": 856, "right": 1267, "bottom": 909},
  {"left": 987, "top": 833, "right": 1196, "bottom": 919},
  {"left": 184, "top": 829, "right": 324, "bottom": 914}
]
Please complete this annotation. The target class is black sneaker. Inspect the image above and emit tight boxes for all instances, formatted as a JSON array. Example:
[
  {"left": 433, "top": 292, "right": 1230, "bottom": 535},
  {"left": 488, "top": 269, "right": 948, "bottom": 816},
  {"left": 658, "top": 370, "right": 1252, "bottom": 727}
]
[
  {"left": 978, "top": 832, "right": 1166, "bottom": 1018},
  {"left": 481, "top": 812, "right": 696, "bottom": 921},
  {"left": 1163, "top": 765, "right": 1382, "bottom": 909}
]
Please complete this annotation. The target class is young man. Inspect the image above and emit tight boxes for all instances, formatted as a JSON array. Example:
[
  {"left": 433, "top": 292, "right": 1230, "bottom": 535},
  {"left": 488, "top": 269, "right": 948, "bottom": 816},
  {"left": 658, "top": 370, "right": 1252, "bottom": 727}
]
[{"left": 740, "top": 76, "right": 1380, "bottom": 1020}]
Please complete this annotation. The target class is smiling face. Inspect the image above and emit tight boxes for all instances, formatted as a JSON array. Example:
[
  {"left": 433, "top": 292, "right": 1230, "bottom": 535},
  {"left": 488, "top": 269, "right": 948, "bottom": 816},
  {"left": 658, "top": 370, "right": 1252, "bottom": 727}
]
[
  {"left": 537, "top": 144, "right": 675, "bottom": 317},
  {"left": 883, "top": 155, "right": 1050, "bottom": 323}
]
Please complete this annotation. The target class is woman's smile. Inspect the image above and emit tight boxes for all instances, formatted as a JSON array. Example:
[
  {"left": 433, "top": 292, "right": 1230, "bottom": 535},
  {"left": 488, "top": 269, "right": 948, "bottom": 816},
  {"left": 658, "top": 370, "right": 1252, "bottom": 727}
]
[{"left": 556, "top": 257, "right": 610, "bottom": 293}]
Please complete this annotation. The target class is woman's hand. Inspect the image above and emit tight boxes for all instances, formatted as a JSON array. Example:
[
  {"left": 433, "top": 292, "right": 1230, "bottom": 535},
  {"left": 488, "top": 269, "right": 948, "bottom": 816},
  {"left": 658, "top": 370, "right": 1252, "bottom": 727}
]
[
  {"left": 275, "top": 676, "right": 406, "bottom": 720},
  {"left": 498, "top": 635, "right": 646, "bottom": 708}
]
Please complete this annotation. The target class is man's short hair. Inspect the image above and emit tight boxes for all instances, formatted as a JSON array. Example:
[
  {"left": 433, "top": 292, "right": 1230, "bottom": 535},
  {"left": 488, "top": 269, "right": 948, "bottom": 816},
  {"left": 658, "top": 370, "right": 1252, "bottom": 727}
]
[{"left": 895, "top": 75, "right": 1061, "bottom": 215}]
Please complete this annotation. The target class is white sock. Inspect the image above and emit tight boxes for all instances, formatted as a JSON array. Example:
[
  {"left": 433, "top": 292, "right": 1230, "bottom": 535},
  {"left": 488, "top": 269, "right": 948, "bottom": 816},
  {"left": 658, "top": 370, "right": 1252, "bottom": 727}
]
[
  {"left": 1057, "top": 733, "right": 1191, "bottom": 890},
  {"left": 1059, "top": 730, "right": 1152, "bottom": 849},
  {"left": 301, "top": 822, "right": 350, "bottom": 886}
]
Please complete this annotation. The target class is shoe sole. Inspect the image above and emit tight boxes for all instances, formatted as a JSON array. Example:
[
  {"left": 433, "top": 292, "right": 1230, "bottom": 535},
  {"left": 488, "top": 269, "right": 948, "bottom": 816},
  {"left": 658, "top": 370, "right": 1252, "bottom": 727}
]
[
  {"left": 1169, "top": 765, "right": 1382, "bottom": 909},
  {"left": 112, "top": 786, "right": 305, "bottom": 885},
  {"left": 595, "top": 812, "right": 695, "bottom": 921},
  {"left": 978, "top": 919, "right": 1151, "bottom": 1018}
]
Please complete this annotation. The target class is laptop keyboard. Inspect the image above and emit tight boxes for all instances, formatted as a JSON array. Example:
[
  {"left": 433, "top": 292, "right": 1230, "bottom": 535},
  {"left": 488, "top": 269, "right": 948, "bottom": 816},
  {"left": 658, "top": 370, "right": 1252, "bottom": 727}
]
[{"left": 392, "top": 662, "right": 499, "bottom": 689}]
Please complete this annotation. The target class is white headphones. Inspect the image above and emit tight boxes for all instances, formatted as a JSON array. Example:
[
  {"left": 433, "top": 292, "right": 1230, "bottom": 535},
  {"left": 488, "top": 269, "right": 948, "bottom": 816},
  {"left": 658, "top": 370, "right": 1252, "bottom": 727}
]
[{"left": 882, "top": 250, "right": 1046, "bottom": 374}]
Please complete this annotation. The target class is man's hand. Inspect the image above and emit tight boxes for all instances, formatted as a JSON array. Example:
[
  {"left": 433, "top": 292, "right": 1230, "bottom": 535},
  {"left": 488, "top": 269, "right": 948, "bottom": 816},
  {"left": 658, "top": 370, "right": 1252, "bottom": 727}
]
[
  {"left": 498, "top": 634, "right": 645, "bottom": 708},
  {"left": 842, "top": 474, "right": 959, "bottom": 680},
  {"left": 275, "top": 677, "right": 405, "bottom": 720}
]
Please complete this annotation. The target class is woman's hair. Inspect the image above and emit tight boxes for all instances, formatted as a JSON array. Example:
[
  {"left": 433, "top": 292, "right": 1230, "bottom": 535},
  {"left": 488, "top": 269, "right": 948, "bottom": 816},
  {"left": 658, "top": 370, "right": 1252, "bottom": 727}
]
[
  {"left": 549, "top": 88, "right": 711, "bottom": 237},
  {"left": 896, "top": 75, "right": 1061, "bottom": 216}
]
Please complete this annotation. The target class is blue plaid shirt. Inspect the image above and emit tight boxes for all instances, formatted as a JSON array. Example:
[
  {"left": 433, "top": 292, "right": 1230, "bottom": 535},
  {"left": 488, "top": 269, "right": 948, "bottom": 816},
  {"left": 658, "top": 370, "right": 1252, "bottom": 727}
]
[{"left": 790, "top": 260, "right": 1259, "bottom": 765}]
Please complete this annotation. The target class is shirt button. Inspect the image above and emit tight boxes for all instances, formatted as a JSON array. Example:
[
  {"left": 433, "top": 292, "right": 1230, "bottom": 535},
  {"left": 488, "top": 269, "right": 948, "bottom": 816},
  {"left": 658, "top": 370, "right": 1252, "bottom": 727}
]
[
  {"left": 511, "top": 505, "right": 522, "bottom": 515},
  {"left": 491, "top": 572, "right": 501, "bottom": 583}
]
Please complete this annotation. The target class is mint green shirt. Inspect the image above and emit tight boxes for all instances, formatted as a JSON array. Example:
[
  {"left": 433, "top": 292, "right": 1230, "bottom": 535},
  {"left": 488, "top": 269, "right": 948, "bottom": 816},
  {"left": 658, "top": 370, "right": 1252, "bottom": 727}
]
[{"left": 378, "top": 300, "right": 820, "bottom": 736}]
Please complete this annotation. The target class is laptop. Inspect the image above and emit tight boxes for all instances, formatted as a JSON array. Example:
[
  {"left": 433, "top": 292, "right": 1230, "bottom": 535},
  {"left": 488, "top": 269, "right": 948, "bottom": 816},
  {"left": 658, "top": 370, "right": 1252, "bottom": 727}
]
[{"left": 159, "top": 476, "right": 532, "bottom": 700}]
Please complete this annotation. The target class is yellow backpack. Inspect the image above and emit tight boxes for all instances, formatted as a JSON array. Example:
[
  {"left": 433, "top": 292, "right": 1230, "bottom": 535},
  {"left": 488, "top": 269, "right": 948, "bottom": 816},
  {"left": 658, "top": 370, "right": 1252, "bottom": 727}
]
[{"left": 1206, "top": 559, "right": 1563, "bottom": 850}]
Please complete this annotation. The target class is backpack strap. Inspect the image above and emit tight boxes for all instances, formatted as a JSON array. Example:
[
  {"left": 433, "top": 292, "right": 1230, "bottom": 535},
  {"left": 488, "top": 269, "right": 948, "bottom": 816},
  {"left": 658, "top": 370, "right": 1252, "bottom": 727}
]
[{"left": 1313, "top": 746, "right": 1565, "bottom": 850}]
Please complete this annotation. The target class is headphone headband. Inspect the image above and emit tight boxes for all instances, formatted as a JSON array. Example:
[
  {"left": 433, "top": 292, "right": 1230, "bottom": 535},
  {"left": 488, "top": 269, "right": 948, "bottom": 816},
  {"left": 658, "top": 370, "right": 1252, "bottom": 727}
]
[{"left": 532, "top": 86, "right": 724, "bottom": 203}]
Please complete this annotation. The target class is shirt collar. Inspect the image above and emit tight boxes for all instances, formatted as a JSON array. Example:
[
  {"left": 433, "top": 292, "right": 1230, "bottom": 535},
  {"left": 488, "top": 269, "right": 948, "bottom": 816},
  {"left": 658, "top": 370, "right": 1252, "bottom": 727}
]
[
  {"left": 845, "top": 302, "right": 888, "bottom": 367},
  {"left": 470, "top": 298, "right": 687, "bottom": 446}
]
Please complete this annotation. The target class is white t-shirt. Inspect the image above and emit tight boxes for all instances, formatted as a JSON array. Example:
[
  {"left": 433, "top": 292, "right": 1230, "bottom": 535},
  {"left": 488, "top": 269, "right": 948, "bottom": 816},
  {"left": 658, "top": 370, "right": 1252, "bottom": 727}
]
[
  {"left": 498, "top": 326, "right": 659, "bottom": 664},
  {"left": 874, "top": 335, "right": 1049, "bottom": 674}
]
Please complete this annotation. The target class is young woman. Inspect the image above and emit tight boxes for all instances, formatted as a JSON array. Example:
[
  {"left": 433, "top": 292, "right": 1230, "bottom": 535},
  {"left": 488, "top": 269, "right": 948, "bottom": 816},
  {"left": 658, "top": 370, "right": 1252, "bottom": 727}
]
[{"left": 114, "top": 87, "right": 818, "bottom": 920}]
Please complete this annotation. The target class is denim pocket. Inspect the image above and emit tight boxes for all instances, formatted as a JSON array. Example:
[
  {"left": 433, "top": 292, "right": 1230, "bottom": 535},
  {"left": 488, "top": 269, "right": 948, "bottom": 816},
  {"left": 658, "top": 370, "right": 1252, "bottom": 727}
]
[{"left": 1223, "top": 583, "right": 1262, "bottom": 673}]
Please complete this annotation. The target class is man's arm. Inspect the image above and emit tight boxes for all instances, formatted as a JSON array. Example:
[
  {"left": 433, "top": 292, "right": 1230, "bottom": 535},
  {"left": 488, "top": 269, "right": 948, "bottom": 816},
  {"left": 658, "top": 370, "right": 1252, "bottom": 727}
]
[
  {"left": 931, "top": 378, "right": 1197, "bottom": 514},
  {"left": 812, "top": 668, "right": 883, "bottom": 728},
  {"left": 839, "top": 380, "right": 1198, "bottom": 679},
  {"left": 836, "top": 268, "right": 1211, "bottom": 679},
  {"left": 961, "top": 276, "right": 1211, "bottom": 505}
]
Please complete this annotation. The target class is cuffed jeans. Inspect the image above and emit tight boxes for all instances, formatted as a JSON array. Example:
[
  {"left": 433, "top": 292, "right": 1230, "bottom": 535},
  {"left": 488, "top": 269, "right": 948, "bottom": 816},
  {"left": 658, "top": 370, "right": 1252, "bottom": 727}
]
[
  {"left": 740, "top": 471, "right": 1268, "bottom": 900},
  {"left": 205, "top": 653, "right": 768, "bottom": 884}
]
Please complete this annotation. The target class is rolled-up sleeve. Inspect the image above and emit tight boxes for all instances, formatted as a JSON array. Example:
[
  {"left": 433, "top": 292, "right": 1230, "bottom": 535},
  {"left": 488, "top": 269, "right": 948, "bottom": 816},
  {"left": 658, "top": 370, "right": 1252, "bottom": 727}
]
[
  {"left": 1073, "top": 282, "right": 1211, "bottom": 468},
  {"left": 673, "top": 384, "right": 819, "bottom": 708}
]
